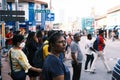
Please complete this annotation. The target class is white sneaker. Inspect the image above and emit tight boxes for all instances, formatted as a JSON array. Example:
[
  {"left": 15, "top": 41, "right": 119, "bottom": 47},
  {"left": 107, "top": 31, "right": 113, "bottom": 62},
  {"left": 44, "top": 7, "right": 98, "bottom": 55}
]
[
  {"left": 84, "top": 69, "right": 91, "bottom": 72},
  {"left": 90, "top": 69, "right": 96, "bottom": 74}
]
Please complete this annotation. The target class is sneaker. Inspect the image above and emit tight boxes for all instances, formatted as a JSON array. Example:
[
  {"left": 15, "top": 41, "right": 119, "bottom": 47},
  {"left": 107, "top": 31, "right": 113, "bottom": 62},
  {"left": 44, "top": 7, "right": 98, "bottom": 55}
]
[
  {"left": 90, "top": 70, "right": 96, "bottom": 74},
  {"left": 90, "top": 71, "right": 96, "bottom": 74},
  {"left": 93, "top": 68, "right": 96, "bottom": 71},
  {"left": 84, "top": 69, "right": 90, "bottom": 72},
  {"left": 107, "top": 70, "right": 112, "bottom": 74}
]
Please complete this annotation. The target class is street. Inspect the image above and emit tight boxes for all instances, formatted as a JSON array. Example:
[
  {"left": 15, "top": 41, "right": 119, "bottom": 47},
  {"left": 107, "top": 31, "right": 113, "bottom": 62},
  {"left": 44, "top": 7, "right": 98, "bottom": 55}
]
[
  {"left": 1, "top": 36, "right": 120, "bottom": 80},
  {"left": 64, "top": 36, "right": 120, "bottom": 80}
]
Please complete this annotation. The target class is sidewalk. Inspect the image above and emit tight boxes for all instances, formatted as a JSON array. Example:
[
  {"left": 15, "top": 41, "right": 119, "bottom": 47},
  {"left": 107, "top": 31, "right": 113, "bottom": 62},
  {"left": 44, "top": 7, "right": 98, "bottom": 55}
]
[
  {"left": 1, "top": 57, "right": 30, "bottom": 80},
  {"left": 1, "top": 57, "right": 72, "bottom": 80},
  {"left": 1, "top": 58, "right": 12, "bottom": 80}
]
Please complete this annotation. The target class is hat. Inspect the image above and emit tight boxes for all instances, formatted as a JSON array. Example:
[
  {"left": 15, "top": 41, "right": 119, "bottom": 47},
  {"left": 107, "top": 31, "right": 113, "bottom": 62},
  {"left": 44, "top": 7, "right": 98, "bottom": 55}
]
[
  {"left": 74, "top": 32, "right": 81, "bottom": 38},
  {"left": 99, "top": 30, "right": 104, "bottom": 34}
]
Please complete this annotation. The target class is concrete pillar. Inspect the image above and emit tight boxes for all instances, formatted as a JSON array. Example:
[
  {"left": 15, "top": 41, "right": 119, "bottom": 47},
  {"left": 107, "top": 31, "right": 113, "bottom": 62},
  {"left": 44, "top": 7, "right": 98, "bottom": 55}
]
[{"left": 15, "top": 0, "right": 19, "bottom": 31}]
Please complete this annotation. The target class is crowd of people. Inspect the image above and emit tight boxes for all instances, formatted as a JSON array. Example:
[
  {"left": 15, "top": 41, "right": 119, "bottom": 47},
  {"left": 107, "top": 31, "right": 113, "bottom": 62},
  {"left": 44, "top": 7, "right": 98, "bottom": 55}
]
[{"left": 1, "top": 28, "right": 120, "bottom": 80}]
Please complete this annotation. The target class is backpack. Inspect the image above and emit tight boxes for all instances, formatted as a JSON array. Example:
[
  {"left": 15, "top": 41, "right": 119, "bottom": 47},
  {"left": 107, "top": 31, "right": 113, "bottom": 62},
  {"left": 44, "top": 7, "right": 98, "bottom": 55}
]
[
  {"left": 33, "top": 43, "right": 48, "bottom": 68},
  {"left": 22, "top": 46, "right": 29, "bottom": 57},
  {"left": 93, "top": 37, "right": 99, "bottom": 51}
]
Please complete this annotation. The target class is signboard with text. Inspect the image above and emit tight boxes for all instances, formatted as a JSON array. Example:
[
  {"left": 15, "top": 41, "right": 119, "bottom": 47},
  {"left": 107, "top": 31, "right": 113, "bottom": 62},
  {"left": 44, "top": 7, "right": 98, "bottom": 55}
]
[
  {"left": 35, "top": 9, "right": 50, "bottom": 13},
  {"left": 0, "top": 10, "right": 25, "bottom": 22}
]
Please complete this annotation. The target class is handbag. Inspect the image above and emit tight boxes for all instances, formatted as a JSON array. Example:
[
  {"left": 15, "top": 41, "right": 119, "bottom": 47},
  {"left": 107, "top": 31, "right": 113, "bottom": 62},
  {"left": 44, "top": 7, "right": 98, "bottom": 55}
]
[
  {"left": 9, "top": 51, "right": 26, "bottom": 80},
  {"left": 10, "top": 70, "right": 26, "bottom": 80}
]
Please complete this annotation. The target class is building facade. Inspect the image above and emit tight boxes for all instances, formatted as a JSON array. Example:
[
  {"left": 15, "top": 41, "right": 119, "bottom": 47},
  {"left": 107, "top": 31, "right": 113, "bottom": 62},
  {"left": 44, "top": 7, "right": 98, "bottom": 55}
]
[
  {"left": 0, "top": 0, "right": 48, "bottom": 31},
  {"left": 94, "top": 5, "right": 120, "bottom": 38}
]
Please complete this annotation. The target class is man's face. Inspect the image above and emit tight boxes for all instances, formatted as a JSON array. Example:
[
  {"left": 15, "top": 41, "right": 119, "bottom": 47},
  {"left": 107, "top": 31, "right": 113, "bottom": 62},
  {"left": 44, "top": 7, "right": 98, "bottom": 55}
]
[{"left": 75, "top": 35, "right": 81, "bottom": 41}]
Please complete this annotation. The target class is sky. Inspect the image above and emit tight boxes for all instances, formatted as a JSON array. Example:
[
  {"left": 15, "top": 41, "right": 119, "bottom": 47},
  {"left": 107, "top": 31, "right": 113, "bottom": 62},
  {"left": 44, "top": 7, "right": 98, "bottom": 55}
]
[
  {"left": 43, "top": 0, "right": 120, "bottom": 23},
  {"left": 44, "top": 0, "right": 120, "bottom": 17}
]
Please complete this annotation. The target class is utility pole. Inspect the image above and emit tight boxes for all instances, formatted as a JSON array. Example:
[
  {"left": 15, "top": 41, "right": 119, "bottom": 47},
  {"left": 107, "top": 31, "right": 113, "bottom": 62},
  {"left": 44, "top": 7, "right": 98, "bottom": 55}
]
[
  {"left": 50, "top": 0, "right": 52, "bottom": 9},
  {"left": 15, "top": 0, "right": 19, "bottom": 31},
  {"left": 41, "top": 4, "right": 46, "bottom": 30},
  {"left": 1, "top": 0, "right": 6, "bottom": 49}
]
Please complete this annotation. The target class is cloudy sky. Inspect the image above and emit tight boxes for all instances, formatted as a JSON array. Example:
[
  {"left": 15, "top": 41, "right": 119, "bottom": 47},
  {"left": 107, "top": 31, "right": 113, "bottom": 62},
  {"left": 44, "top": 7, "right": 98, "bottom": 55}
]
[
  {"left": 43, "top": 0, "right": 120, "bottom": 23},
  {"left": 44, "top": 0, "right": 120, "bottom": 16}
]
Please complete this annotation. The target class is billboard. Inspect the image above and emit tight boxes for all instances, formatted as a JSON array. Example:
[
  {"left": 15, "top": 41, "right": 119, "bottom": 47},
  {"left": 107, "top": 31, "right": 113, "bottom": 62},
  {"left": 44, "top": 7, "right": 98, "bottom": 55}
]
[{"left": 12, "top": 3, "right": 29, "bottom": 21}]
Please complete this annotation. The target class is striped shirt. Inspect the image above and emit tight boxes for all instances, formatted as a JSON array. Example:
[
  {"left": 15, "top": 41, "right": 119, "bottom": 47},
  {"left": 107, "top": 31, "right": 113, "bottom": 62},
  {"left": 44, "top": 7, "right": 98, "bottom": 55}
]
[{"left": 112, "top": 59, "right": 120, "bottom": 80}]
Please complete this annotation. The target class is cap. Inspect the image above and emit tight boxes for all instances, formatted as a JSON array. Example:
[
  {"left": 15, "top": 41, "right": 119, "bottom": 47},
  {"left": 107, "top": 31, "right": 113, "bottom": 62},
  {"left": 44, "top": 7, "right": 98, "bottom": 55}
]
[{"left": 74, "top": 32, "right": 81, "bottom": 38}]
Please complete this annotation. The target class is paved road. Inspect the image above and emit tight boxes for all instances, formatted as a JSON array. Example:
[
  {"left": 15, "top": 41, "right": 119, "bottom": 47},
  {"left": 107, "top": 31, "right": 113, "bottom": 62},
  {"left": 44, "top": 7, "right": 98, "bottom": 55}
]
[
  {"left": 64, "top": 36, "right": 120, "bottom": 80},
  {"left": 1, "top": 36, "right": 120, "bottom": 80}
]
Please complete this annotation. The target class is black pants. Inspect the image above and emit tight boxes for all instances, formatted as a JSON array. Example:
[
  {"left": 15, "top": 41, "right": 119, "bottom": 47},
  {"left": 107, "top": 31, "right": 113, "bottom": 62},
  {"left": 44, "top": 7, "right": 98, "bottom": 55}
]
[
  {"left": 72, "top": 62, "right": 82, "bottom": 80},
  {"left": 85, "top": 54, "right": 94, "bottom": 70}
]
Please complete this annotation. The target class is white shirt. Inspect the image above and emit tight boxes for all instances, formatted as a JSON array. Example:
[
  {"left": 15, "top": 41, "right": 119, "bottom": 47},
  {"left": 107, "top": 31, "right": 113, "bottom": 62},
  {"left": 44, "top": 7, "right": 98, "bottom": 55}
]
[{"left": 85, "top": 39, "right": 94, "bottom": 55}]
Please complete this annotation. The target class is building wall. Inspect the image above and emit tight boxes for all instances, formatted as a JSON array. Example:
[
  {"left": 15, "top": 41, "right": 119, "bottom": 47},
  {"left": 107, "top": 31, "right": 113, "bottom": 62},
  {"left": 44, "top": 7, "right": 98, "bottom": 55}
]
[
  {"left": 34, "top": 3, "right": 41, "bottom": 22},
  {"left": 7, "top": 2, "right": 44, "bottom": 25},
  {"left": 95, "top": 17, "right": 106, "bottom": 29},
  {"left": 107, "top": 11, "right": 120, "bottom": 26}
]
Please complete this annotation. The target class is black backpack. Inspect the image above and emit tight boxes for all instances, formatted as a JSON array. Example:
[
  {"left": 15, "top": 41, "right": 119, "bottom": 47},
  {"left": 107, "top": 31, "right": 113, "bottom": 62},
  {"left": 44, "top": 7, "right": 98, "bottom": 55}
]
[
  {"left": 22, "top": 46, "right": 29, "bottom": 57},
  {"left": 93, "top": 37, "right": 99, "bottom": 51},
  {"left": 33, "top": 43, "right": 48, "bottom": 68}
]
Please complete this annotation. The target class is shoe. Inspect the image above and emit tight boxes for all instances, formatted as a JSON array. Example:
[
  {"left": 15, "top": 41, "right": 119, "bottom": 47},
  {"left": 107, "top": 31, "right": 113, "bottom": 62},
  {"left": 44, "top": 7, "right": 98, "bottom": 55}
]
[
  {"left": 90, "top": 71, "right": 96, "bottom": 74},
  {"left": 84, "top": 69, "right": 90, "bottom": 72},
  {"left": 107, "top": 70, "right": 112, "bottom": 73}
]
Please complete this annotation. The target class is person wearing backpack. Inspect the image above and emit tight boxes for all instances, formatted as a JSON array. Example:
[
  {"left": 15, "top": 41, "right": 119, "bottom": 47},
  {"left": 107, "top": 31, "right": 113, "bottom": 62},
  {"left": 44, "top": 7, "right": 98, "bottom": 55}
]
[
  {"left": 84, "top": 34, "right": 95, "bottom": 72},
  {"left": 25, "top": 32, "right": 40, "bottom": 80},
  {"left": 33, "top": 30, "right": 58, "bottom": 80},
  {"left": 90, "top": 30, "right": 112, "bottom": 74},
  {"left": 32, "top": 41, "right": 48, "bottom": 80}
]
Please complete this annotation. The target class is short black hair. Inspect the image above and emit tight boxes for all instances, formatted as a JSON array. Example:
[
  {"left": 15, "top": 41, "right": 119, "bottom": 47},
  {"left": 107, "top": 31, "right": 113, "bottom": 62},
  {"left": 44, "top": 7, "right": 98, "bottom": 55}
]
[
  {"left": 12, "top": 34, "right": 24, "bottom": 45},
  {"left": 99, "top": 30, "right": 104, "bottom": 34},
  {"left": 73, "top": 32, "right": 81, "bottom": 38},
  {"left": 48, "top": 30, "right": 63, "bottom": 52},
  {"left": 10, "top": 28, "right": 13, "bottom": 31},
  {"left": 87, "top": 34, "right": 92, "bottom": 38}
]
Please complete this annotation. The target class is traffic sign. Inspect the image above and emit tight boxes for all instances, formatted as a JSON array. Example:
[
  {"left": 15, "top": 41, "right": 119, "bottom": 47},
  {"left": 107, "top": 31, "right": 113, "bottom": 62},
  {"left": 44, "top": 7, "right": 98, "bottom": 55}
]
[
  {"left": 46, "top": 13, "right": 55, "bottom": 21},
  {"left": 35, "top": 9, "right": 50, "bottom": 13}
]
